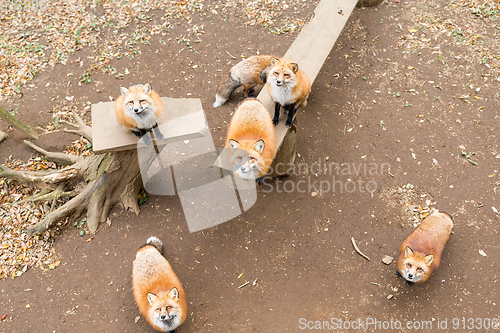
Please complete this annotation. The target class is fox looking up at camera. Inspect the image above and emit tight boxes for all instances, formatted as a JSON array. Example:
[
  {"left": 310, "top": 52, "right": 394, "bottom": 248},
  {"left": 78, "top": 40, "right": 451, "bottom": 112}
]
[
  {"left": 266, "top": 57, "right": 311, "bottom": 127},
  {"left": 115, "top": 83, "right": 164, "bottom": 145},
  {"left": 132, "top": 236, "right": 187, "bottom": 332},
  {"left": 225, "top": 98, "right": 275, "bottom": 183},
  {"left": 213, "top": 55, "right": 275, "bottom": 107},
  {"left": 397, "top": 211, "right": 453, "bottom": 285}
]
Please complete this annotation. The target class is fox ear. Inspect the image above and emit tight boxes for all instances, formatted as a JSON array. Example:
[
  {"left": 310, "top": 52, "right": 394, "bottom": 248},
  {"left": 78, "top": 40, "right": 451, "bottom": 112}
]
[
  {"left": 289, "top": 62, "right": 299, "bottom": 73},
  {"left": 253, "top": 139, "right": 265, "bottom": 153},
  {"left": 229, "top": 139, "right": 240, "bottom": 150},
  {"left": 271, "top": 57, "right": 280, "bottom": 66},
  {"left": 120, "top": 87, "right": 130, "bottom": 97},
  {"left": 147, "top": 292, "right": 158, "bottom": 305},
  {"left": 404, "top": 246, "right": 414, "bottom": 258},
  {"left": 142, "top": 83, "right": 152, "bottom": 94},
  {"left": 167, "top": 287, "right": 179, "bottom": 301},
  {"left": 423, "top": 254, "right": 434, "bottom": 266}
]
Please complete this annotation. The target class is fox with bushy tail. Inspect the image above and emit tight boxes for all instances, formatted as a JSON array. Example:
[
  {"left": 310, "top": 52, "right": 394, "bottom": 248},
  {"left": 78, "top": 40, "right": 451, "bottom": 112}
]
[
  {"left": 132, "top": 237, "right": 187, "bottom": 332},
  {"left": 213, "top": 55, "right": 275, "bottom": 107}
]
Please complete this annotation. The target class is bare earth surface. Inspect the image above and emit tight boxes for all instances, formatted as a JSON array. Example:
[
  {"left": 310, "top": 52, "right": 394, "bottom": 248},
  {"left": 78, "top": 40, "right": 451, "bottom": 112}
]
[{"left": 1, "top": 0, "right": 499, "bottom": 332}]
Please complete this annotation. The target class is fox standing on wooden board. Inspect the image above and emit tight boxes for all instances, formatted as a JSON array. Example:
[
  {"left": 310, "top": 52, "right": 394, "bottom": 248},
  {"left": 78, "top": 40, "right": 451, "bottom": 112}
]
[
  {"left": 213, "top": 55, "right": 274, "bottom": 107},
  {"left": 266, "top": 57, "right": 311, "bottom": 127},
  {"left": 132, "top": 237, "right": 187, "bottom": 332},
  {"left": 397, "top": 211, "right": 453, "bottom": 285},
  {"left": 115, "top": 83, "right": 164, "bottom": 145},
  {"left": 225, "top": 98, "right": 275, "bottom": 183}
]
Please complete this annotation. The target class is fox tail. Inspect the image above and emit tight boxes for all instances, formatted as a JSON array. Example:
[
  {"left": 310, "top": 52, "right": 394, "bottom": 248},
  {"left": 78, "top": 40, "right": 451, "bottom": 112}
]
[
  {"left": 213, "top": 72, "right": 240, "bottom": 107},
  {"left": 145, "top": 236, "right": 163, "bottom": 254}
]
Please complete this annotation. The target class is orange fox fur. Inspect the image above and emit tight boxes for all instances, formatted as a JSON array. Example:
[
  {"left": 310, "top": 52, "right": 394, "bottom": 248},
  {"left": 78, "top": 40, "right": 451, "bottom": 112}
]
[
  {"left": 266, "top": 57, "right": 311, "bottom": 127},
  {"left": 132, "top": 237, "right": 187, "bottom": 332},
  {"left": 397, "top": 211, "right": 453, "bottom": 284},
  {"left": 115, "top": 83, "right": 164, "bottom": 143},
  {"left": 225, "top": 98, "right": 275, "bottom": 181},
  {"left": 213, "top": 55, "right": 275, "bottom": 107}
]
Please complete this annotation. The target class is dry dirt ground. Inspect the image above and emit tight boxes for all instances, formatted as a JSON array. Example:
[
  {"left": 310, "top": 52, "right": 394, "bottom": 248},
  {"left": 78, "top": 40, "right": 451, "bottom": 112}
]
[{"left": 1, "top": 0, "right": 500, "bottom": 332}]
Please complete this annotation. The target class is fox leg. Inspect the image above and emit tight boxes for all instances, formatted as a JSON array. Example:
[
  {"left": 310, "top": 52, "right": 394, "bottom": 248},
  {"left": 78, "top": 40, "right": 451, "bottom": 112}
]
[
  {"left": 243, "top": 84, "right": 256, "bottom": 97},
  {"left": 152, "top": 123, "right": 164, "bottom": 141},
  {"left": 272, "top": 102, "right": 281, "bottom": 126},
  {"left": 133, "top": 128, "right": 151, "bottom": 145},
  {"left": 285, "top": 103, "right": 297, "bottom": 128}
]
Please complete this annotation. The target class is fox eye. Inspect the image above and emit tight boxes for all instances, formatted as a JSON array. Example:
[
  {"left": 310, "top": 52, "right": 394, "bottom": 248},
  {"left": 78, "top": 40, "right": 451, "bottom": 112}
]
[
  {"left": 249, "top": 156, "right": 255, "bottom": 161},
  {"left": 236, "top": 156, "right": 242, "bottom": 161},
  {"left": 284, "top": 74, "right": 290, "bottom": 78},
  {"left": 407, "top": 263, "right": 412, "bottom": 268},
  {"left": 127, "top": 101, "right": 133, "bottom": 105},
  {"left": 166, "top": 306, "right": 173, "bottom": 310},
  {"left": 156, "top": 308, "right": 161, "bottom": 312},
  {"left": 139, "top": 99, "right": 146, "bottom": 104},
  {"left": 274, "top": 71, "right": 279, "bottom": 75},
  {"left": 416, "top": 267, "right": 423, "bottom": 272}
]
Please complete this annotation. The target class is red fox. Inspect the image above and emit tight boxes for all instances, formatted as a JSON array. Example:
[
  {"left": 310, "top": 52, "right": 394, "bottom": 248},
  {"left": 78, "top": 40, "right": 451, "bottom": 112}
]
[
  {"left": 266, "top": 57, "right": 311, "bottom": 127},
  {"left": 397, "top": 211, "right": 453, "bottom": 285},
  {"left": 213, "top": 55, "right": 275, "bottom": 107},
  {"left": 132, "top": 237, "right": 187, "bottom": 332},
  {"left": 115, "top": 83, "right": 164, "bottom": 145},
  {"left": 225, "top": 98, "right": 275, "bottom": 183}
]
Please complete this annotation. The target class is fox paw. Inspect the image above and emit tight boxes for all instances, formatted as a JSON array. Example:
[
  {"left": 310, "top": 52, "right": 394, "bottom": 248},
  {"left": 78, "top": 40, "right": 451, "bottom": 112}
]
[
  {"left": 396, "top": 270, "right": 402, "bottom": 278},
  {"left": 405, "top": 280, "right": 414, "bottom": 286},
  {"left": 142, "top": 134, "right": 152, "bottom": 146},
  {"left": 285, "top": 119, "right": 293, "bottom": 128},
  {"left": 272, "top": 117, "right": 279, "bottom": 126}
]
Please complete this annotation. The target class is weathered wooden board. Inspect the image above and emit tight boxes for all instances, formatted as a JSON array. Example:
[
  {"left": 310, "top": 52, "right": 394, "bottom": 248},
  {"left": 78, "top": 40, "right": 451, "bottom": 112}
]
[
  {"left": 259, "top": 0, "right": 358, "bottom": 160},
  {"left": 91, "top": 97, "right": 208, "bottom": 154},
  {"left": 215, "top": 0, "right": 358, "bottom": 173}
]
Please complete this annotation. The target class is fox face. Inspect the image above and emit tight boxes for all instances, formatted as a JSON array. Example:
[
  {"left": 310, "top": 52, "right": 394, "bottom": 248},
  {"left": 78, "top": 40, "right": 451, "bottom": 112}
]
[
  {"left": 400, "top": 246, "right": 434, "bottom": 283},
  {"left": 229, "top": 139, "right": 265, "bottom": 180},
  {"left": 268, "top": 57, "right": 298, "bottom": 88},
  {"left": 121, "top": 83, "right": 155, "bottom": 115},
  {"left": 147, "top": 288, "right": 183, "bottom": 332}
]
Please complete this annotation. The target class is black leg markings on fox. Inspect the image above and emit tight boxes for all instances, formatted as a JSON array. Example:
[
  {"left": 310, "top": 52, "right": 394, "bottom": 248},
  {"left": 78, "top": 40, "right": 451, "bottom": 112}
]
[
  {"left": 272, "top": 102, "right": 281, "bottom": 126},
  {"left": 285, "top": 103, "right": 297, "bottom": 128},
  {"left": 152, "top": 123, "right": 164, "bottom": 141}
]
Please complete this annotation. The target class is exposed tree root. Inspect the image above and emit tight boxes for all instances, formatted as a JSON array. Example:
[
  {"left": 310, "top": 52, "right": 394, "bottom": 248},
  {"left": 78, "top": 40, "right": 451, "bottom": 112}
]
[
  {"left": 26, "top": 150, "right": 143, "bottom": 235},
  {"left": 61, "top": 111, "right": 92, "bottom": 141},
  {"left": 23, "top": 140, "right": 79, "bottom": 165},
  {"left": 1, "top": 110, "right": 148, "bottom": 236}
]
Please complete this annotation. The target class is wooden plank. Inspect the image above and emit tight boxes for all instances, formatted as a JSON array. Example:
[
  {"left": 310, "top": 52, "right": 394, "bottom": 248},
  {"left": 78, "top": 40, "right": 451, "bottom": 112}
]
[
  {"left": 258, "top": 0, "right": 358, "bottom": 157},
  {"left": 0, "top": 106, "right": 39, "bottom": 140},
  {"left": 91, "top": 97, "right": 208, "bottom": 154}
]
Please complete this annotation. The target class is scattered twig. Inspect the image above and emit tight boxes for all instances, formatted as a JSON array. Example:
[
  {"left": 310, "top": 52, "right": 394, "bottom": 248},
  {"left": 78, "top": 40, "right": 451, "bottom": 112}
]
[
  {"left": 226, "top": 50, "right": 237, "bottom": 60},
  {"left": 238, "top": 281, "right": 250, "bottom": 289},
  {"left": 351, "top": 237, "right": 371, "bottom": 261}
]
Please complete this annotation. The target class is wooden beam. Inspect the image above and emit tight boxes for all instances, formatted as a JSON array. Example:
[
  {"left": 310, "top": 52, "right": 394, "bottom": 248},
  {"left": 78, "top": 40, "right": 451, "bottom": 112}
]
[
  {"left": 0, "top": 106, "right": 39, "bottom": 140},
  {"left": 91, "top": 98, "right": 208, "bottom": 154},
  {"left": 258, "top": 0, "right": 358, "bottom": 161}
]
